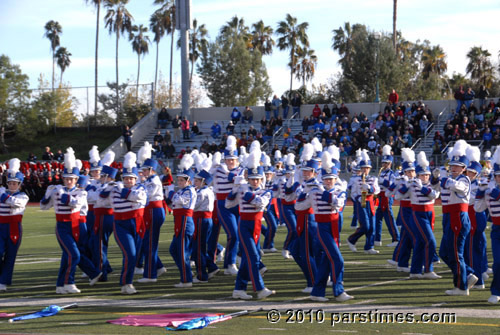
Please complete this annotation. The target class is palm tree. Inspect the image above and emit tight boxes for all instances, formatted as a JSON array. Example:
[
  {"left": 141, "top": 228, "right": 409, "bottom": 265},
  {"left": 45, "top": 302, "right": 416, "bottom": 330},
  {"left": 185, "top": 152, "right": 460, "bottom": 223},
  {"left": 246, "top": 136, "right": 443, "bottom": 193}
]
[
  {"left": 250, "top": 20, "right": 274, "bottom": 55},
  {"left": 187, "top": 19, "right": 208, "bottom": 88},
  {"left": 293, "top": 46, "right": 317, "bottom": 87},
  {"left": 153, "top": 0, "right": 175, "bottom": 108},
  {"left": 331, "top": 22, "right": 354, "bottom": 74},
  {"left": 466, "top": 46, "right": 494, "bottom": 87},
  {"left": 421, "top": 45, "right": 447, "bottom": 79},
  {"left": 84, "top": 0, "right": 101, "bottom": 120},
  {"left": 276, "top": 14, "right": 309, "bottom": 94},
  {"left": 221, "top": 16, "right": 250, "bottom": 38},
  {"left": 44, "top": 20, "right": 62, "bottom": 92},
  {"left": 104, "top": 0, "right": 133, "bottom": 118},
  {"left": 150, "top": 10, "right": 167, "bottom": 101},
  {"left": 130, "top": 24, "right": 150, "bottom": 100},
  {"left": 393, "top": 0, "right": 397, "bottom": 50},
  {"left": 55, "top": 47, "right": 71, "bottom": 85}
]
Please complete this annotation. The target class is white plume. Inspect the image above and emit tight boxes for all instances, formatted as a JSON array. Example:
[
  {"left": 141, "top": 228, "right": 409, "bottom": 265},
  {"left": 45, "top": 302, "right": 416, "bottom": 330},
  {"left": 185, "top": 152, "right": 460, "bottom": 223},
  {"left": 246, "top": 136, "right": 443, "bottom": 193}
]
[
  {"left": 274, "top": 150, "right": 282, "bottom": 162},
  {"left": 75, "top": 159, "right": 83, "bottom": 171},
  {"left": 382, "top": 144, "right": 392, "bottom": 156},
  {"left": 321, "top": 151, "right": 334, "bottom": 171},
  {"left": 328, "top": 145, "right": 340, "bottom": 161},
  {"left": 191, "top": 149, "right": 199, "bottom": 157},
  {"left": 494, "top": 146, "right": 500, "bottom": 166},
  {"left": 179, "top": 153, "right": 194, "bottom": 171},
  {"left": 285, "top": 153, "right": 296, "bottom": 166},
  {"left": 123, "top": 152, "right": 137, "bottom": 170},
  {"left": 355, "top": 148, "right": 363, "bottom": 162},
  {"left": 192, "top": 151, "right": 202, "bottom": 171},
  {"left": 446, "top": 147, "right": 454, "bottom": 160},
  {"left": 300, "top": 143, "right": 314, "bottom": 162},
  {"left": 226, "top": 135, "right": 237, "bottom": 152},
  {"left": 101, "top": 150, "right": 115, "bottom": 167},
  {"left": 249, "top": 140, "right": 261, "bottom": 153},
  {"left": 451, "top": 140, "right": 468, "bottom": 157},
  {"left": 401, "top": 148, "right": 415, "bottom": 163},
  {"left": 239, "top": 146, "right": 247, "bottom": 156},
  {"left": 417, "top": 151, "right": 429, "bottom": 168},
  {"left": 311, "top": 137, "right": 323, "bottom": 153},
  {"left": 466, "top": 145, "right": 480, "bottom": 163},
  {"left": 262, "top": 154, "right": 271, "bottom": 167},
  {"left": 212, "top": 152, "right": 222, "bottom": 166},
  {"left": 199, "top": 156, "right": 212, "bottom": 172},
  {"left": 245, "top": 150, "right": 260, "bottom": 169},
  {"left": 64, "top": 147, "right": 77, "bottom": 171},
  {"left": 137, "top": 141, "right": 152, "bottom": 165},
  {"left": 484, "top": 150, "right": 492, "bottom": 160},
  {"left": 88, "top": 145, "right": 100, "bottom": 164},
  {"left": 360, "top": 149, "right": 370, "bottom": 162},
  {"left": 7, "top": 158, "right": 20, "bottom": 174}
]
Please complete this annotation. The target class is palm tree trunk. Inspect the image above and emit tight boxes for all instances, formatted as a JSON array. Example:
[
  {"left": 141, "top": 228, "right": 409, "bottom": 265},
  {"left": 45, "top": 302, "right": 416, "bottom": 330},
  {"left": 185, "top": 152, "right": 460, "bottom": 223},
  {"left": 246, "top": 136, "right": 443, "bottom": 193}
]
[
  {"left": 60, "top": 70, "right": 63, "bottom": 87},
  {"left": 0, "top": 124, "right": 7, "bottom": 154},
  {"left": 289, "top": 46, "right": 294, "bottom": 94},
  {"left": 154, "top": 40, "right": 159, "bottom": 105},
  {"left": 116, "top": 29, "right": 120, "bottom": 122},
  {"left": 136, "top": 53, "right": 140, "bottom": 101},
  {"left": 52, "top": 51, "right": 55, "bottom": 91},
  {"left": 393, "top": 0, "right": 397, "bottom": 50},
  {"left": 94, "top": 2, "right": 100, "bottom": 123},
  {"left": 169, "top": 29, "right": 175, "bottom": 108}
]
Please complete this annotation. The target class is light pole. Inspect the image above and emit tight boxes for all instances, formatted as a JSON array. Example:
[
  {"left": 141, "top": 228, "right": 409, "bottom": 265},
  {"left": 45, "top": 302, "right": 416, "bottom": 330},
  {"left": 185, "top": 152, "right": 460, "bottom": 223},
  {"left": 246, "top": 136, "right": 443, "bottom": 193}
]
[{"left": 373, "top": 32, "right": 381, "bottom": 103}]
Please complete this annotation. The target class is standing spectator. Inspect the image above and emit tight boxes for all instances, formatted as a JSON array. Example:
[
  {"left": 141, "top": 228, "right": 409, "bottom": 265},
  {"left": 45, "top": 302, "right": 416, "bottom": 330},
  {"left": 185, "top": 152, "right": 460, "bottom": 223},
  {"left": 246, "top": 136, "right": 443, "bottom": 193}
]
[
  {"left": 242, "top": 106, "right": 253, "bottom": 124},
  {"left": 338, "top": 103, "right": 349, "bottom": 118},
  {"left": 388, "top": 89, "right": 399, "bottom": 110},
  {"left": 312, "top": 104, "right": 321, "bottom": 119},
  {"left": 181, "top": 117, "right": 190, "bottom": 140},
  {"left": 172, "top": 115, "right": 182, "bottom": 143},
  {"left": 163, "top": 130, "right": 172, "bottom": 143},
  {"left": 302, "top": 116, "right": 310, "bottom": 133},
  {"left": 454, "top": 85, "right": 465, "bottom": 113},
  {"left": 231, "top": 107, "right": 242, "bottom": 124},
  {"left": 264, "top": 99, "right": 272, "bottom": 120},
  {"left": 281, "top": 94, "right": 289, "bottom": 119},
  {"left": 419, "top": 115, "right": 429, "bottom": 136},
  {"left": 323, "top": 104, "right": 331, "bottom": 119},
  {"left": 211, "top": 121, "right": 221, "bottom": 139},
  {"left": 271, "top": 94, "right": 281, "bottom": 118},
  {"left": 157, "top": 107, "right": 170, "bottom": 128},
  {"left": 291, "top": 93, "right": 302, "bottom": 117},
  {"left": 153, "top": 130, "right": 163, "bottom": 144},
  {"left": 477, "top": 85, "right": 489, "bottom": 107},
  {"left": 123, "top": 125, "right": 132, "bottom": 151},
  {"left": 463, "top": 87, "right": 475, "bottom": 109},
  {"left": 42, "top": 146, "right": 54, "bottom": 161}
]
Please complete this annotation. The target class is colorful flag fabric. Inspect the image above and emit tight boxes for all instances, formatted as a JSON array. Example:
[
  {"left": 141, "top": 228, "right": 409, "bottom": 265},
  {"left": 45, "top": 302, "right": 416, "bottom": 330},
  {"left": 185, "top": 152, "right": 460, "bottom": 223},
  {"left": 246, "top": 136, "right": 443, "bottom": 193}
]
[
  {"left": 107, "top": 313, "right": 222, "bottom": 328},
  {"left": 9, "top": 305, "right": 62, "bottom": 322},
  {"left": 0, "top": 313, "right": 16, "bottom": 318}
]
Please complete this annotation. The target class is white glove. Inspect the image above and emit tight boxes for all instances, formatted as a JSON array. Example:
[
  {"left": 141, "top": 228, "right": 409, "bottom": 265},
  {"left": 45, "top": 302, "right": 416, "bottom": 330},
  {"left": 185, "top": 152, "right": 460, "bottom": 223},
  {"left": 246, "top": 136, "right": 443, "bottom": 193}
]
[
  {"left": 412, "top": 178, "right": 422, "bottom": 189},
  {"left": 361, "top": 183, "right": 370, "bottom": 191},
  {"left": 233, "top": 175, "right": 245, "bottom": 185},
  {"left": 432, "top": 168, "right": 440, "bottom": 179},
  {"left": 439, "top": 167, "right": 448, "bottom": 179},
  {"left": 166, "top": 184, "right": 175, "bottom": 193},
  {"left": 478, "top": 183, "right": 488, "bottom": 191},
  {"left": 402, "top": 175, "right": 409, "bottom": 182},
  {"left": 483, "top": 168, "right": 491, "bottom": 177}
]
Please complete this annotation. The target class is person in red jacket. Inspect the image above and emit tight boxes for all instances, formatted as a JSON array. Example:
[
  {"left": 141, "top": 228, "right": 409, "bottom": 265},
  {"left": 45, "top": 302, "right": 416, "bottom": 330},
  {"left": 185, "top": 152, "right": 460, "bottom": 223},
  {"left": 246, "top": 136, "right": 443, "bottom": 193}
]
[
  {"left": 312, "top": 104, "right": 321, "bottom": 119},
  {"left": 388, "top": 89, "right": 399, "bottom": 109}
]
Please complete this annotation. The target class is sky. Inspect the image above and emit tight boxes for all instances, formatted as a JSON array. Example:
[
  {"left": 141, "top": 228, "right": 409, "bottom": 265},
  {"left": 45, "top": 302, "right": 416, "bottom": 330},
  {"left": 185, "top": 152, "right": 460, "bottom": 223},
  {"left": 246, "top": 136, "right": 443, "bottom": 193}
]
[{"left": 1, "top": 0, "right": 500, "bottom": 117}]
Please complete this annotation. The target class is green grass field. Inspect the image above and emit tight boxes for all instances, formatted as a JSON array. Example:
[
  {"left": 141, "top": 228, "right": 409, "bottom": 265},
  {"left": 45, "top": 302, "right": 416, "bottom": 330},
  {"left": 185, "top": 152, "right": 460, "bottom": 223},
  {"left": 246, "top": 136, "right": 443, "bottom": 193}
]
[{"left": 0, "top": 206, "right": 499, "bottom": 334}]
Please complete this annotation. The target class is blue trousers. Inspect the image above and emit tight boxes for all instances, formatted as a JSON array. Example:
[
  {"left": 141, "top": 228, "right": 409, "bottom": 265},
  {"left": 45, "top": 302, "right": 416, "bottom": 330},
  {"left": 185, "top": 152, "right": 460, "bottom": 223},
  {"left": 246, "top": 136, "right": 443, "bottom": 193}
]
[
  {"left": 348, "top": 201, "right": 375, "bottom": 250},
  {"left": 490, "top": 225, "right": 500, "bottom": 296},
  {"left": 56, "top": 222, "right": 80, "bottom": 287},
  {"left": 0, "top": 223, "right": 22, "bottom": 285},
  {"left": 91, "top": 213, "right": 114, "bottom": 280},
  {"left": 193, "top": 217, "right": 213, "bottom": 281},
  {"left": 393, "top": 207, "right": 415, "bottom": 267},
  {"left": 113, "top": 219, "right": 139, "bottom": 286},
  {"left": 217, "top": 200, "right": 239, "bottom": 268},
  {"left": 169, "top": 215, "right": 194, "bottom": 283},
  {"left": 142, "top": 207, "right": 166, "bottom": 279},
  {"left": 262, "top": 204, "right": 278, "bottom": 249},
  {"left": 410, "top": 211, "right": 436, "bottom": 274},
  {"left": 207, "top": 218, "right": 221, "bottom": 272},
  {"left": 281, "top": 203, "right": 297, "bottom": 251},
  {"left": 442, "top": 211, "right": 470, "bottom": 290},
  {"left": 311, "top": 222, "right": 345, "bottom": 298},
  {"left": 235, "top": 219, "right": 265, "bottom": 292},
  {"left": 77, "top": 222, "right": 100, "bottom": 279},
  {"left": 350, "top": 200, "right": 358, "bottom": 228},
  {"left": 465, "top": 210, "right": 488, "bottom": 285},
  {"left": 291, "top": 213, "right": 319, "bottom": 288},
  {"left": 375, "top": 199, "right": 399, "bottom": 242}
]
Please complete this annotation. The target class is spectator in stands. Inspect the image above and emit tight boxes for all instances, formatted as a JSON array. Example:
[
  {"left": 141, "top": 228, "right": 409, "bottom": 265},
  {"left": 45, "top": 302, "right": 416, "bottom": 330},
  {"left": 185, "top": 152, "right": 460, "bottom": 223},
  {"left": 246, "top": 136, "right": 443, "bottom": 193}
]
[
  {"left": 388, "top": 89, "right": 399, "bottom": 109},
  {"left": 172, "top": 115, "right": 182, "bottom": 143},
  {"left": 402, "top": 129, "right": 413, "bottom": 147},
  {"left": 211, "top": 121, "right": 221, "bottom": 139},
  {"left": 248, "top": 125, "right": 257, "bottom": 137},
  {"left": 463, "top": 87, "right": 475, "bottom": 109},
  {"left": 419, "top": 115, "right": 429, "bottom": 136},
  {"left": 275, "top": 116, "right": 283, "bottom": 131},
  {"left": 27, "top": 153, "right": 37, "bottom": 162},
  {"left": 157, "top": 107, "right": 171, "bottom": 128},
  {"left": 264, "top": 98, "right": 272, "bottom": 120},
  {"left": 191, "top": 121, "right": 202, "bottom": 137},
  {"left": 152, "top": 140, "right": 162, "bottom": 159},
  {"left": 454, "top": 85, "right": 465, "bottom": 113},
  {"left": 54, "top": 149, "right": 64, "bottom": 161},
  {"left": 231, "top": 107, "right": 242, "bottom": 125},
  {"left": 260, "top": 117, "right": 268, "bottom": 133},
  {"left": 153, "top": 130, "right": 163, "bottom": 143},
  {"left": 281, "top": 94, "right": 289, "bottom": 119},
  {"left": 351, "top": 117, "right": 361, "bottom": 133},
  {"left": 242, "top": 106, "right": 254, "bottom": 124},
  {"left": 181, "top": 116, "right": 190, "bottom": 140},
  {"left": 226, "top": 121, "right": 235, "bottom": 135},
  {"left": 291, "top": 93, "right": 302, "bottom": 117},
  {"left": 123, "top": 125, "right": 133, "bottom": 151},
  {"left": 312, "top": 104, "right": 321, "bottom": 119},
  {"left": 483, "top": 127, "right": 493, "bottom": 149},
  {"left": 433, "top": 131, "right": 444, "bottom": 143},
  {"left": 42, "top": 146, "right": 54, "bottom": 161},
  {"left": 323, "top": 104, "right": 331, "bottom": 119},
  {"left": 272, "top": 94, "right": 281, "bottom": 118},
  {"left": 238, "top": 131, "right": 248, "bottom": 148},
  {"left": 164, "top": 130, "right": 172, "bottom": 143},
  {"left": 302, "top": 116, "right": 311, "bottom": 133},
  {"left": 338, "top": 103, "right": 349, "bottom": 118}
]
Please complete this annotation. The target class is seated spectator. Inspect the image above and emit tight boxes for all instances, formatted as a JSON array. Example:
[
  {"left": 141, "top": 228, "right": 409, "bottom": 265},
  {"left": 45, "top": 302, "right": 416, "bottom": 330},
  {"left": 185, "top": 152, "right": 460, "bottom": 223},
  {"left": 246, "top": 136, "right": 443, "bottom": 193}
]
[
  {"left": 312, "top": 104, "right": 321, "bottom": 119},
  {"left": 152, "top": 140, "right": 162, "bottom": 159},
  {"left": 226, "top": 121, "right": 235, "bottom": 135},
  {"left": 419, "top": 115, "right": 429, "bottom": 135},
  {"left": 231, "top": 107, "right": 242, "bottom": 125},
  {"left": 153, "top": 130, "right": 163, "bottom": 143},
  {"left": 42, "top": 146, "right": 54, "bottom": 161},
  {"left": 211, "top": 121, "right": 221, "bottom": 139},
  {"left": 54, "top": 149, "right": 64, "bottom": 161},
  {"left": 275, "top": 116, "right": 283, "bottom": 130},
  {"left": 313, "top": 119, "right": 325, "bottom": 132},
  {"left": 302, "top": 116, "right": 311, "bottom": 132},
  {"left": 27, "top": 152, "right": 37, "bottom": 162},
  {"left": 191, "top": 121, "right": 202, "bottom": 136},
  {"left": 164, "top": 130, "right": 172, "bottom": 143},
  {"left": 242, "top": 106, "right": 254, "bottom": 124},
  {"left": 238, "top": 132, "right": 248, "bottom": 148},
  {"left": 433, "top": 131, "right": 444, "bottom": 143},
  {"left": 402, "top": 130, "right": 413, "bottom": 147},
  {"left": 351, "top": 117, "right": 360, "bottom": 133},
  {"left": 248, "top": 125, "right": 257, "bottom": 137},
  {"left": 323, "top": 104, "right": 331, "bottom": 119},
  {"left": 338, "top": 103, "right": 349, "bottom": 118},
  {"left": 260, "top": 117, "right": 268, "bottom": 132},
  {"left": 483, "top": 127, "right": 493, "bottom": 148}
]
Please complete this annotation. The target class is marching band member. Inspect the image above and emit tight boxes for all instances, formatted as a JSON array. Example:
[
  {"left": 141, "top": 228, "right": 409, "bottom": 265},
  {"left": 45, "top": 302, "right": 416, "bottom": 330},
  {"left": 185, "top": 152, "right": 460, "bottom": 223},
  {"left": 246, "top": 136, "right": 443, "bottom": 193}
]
[
  {"left": 309, "top": 151, "right": 353, "bottom": 302},
  {"left": 464, "top": 146, "right": 488, "bottom": 289},
  {"left": 110, "top": 152, "right": 147, "bottom": 294},
  {"left": 375, "top": 145, "right": 399, "bottom": 247},
  {"left": 207, "top": 152, "right": 224, "bottom": 265},
  {"left": 138, "top": 148, "right": 167, "bottom": 283},
  {"left": 85, "top": 145, "right": 102, "bottom": 263},
  {"left": 329, "top": 146, "right": 347, "bottom": 235},
  {"left": 388, "top": 148, "right": 416, "bottom": 272},
  {"left": 0, "top": 159, "right": 29, "bottom": 291},
  {"left": 348, "top": 150, "right": 362, "bottom": 229},
  {"left": 474, "top": 146, "right": 500, "bottom": 304},
  {"left": 407, "top": 151, "right": 441, "bottom": 279},
  {"left": 293, "top": 143, "right": 320, "bottom": 293},
  {"left": 440, "top": 140, "right": 476, "bottom": 295},
  {"left": 192, "top": 154, "right": 217, "bottom": 282},
  {"left": 261, "top": 153, "right": 278, "bottom": 252},
  {"left": 347, "top": 149, "right": 380, "bottom": 254},
  {"left": 40, "top": 148, "right": 92, "bottom": 294},
  {"left": 228, "top": 150, "right": 274, "bottom": 300},
  {"left": 213, "top": 136, "right": 243, "bottom": 275},
  {"left": 166, "top": 154, "right": 197, "bottom": 288},
  {"left": 279, "top": 154, "right": 298, "bottom": 259},
  {"left": 273, "top": 150, "right": 285, "bottom": 228}
]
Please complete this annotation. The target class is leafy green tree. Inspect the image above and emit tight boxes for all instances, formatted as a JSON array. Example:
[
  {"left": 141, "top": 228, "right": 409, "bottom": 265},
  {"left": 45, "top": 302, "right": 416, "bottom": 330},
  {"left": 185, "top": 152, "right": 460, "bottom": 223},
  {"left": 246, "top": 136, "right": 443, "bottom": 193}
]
[
  {"left": 198, "top": 33, "right": 271, "bottom": 106},
  {"left": 55, "top": 47, "right": 71, "bottom": 85},
  {"left": 466, "top": 46, "right": 494, "bottom": 87},
  {"left": 97, "top": 81, "right": 129, "bottom": 125},
  {"left": 44, "top": 20, "right": 62, "bottom": 92},
  {"left": 129, "top": 24, "right": 150, "bottom": 100},
  {"left": 0, "top": 55, "right": 31, "bottom": 153},
  {"left": 276, "top": 14, "right": 309, "bottom": 95}
]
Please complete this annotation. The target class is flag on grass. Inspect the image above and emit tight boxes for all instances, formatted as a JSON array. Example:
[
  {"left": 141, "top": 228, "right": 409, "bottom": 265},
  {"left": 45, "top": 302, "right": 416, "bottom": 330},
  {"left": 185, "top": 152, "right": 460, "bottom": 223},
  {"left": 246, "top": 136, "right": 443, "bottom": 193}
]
[{"left": 9, "top": 303, "right": 77, "bottom": 323}]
